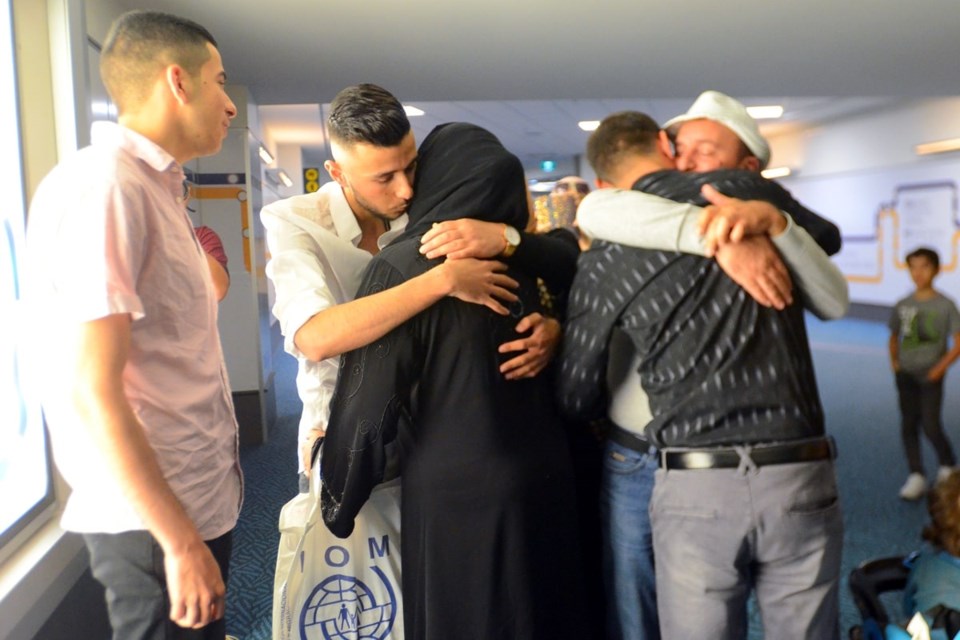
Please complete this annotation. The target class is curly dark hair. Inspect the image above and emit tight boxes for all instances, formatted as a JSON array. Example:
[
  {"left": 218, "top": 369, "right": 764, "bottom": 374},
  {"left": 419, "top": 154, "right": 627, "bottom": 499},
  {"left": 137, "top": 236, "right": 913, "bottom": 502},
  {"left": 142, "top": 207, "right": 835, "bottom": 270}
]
[{"left": 923, "top": 469, "right": 960, "bottom": 556}]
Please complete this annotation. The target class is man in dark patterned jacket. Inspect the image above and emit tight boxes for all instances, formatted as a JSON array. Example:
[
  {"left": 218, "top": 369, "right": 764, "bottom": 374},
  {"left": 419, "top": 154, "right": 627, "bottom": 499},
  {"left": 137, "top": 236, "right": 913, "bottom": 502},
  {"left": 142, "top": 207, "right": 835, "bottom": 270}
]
[{"left": 559, "top": 109, "right": 848, "bottom": 639}]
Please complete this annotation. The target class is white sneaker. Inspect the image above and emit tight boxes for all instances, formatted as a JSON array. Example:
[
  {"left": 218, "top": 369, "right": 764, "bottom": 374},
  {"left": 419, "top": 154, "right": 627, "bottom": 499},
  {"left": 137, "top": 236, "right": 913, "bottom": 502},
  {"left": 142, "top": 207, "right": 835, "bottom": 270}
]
[
  {"left": 937, "top": 466, "right": 955, "bottom": 483},
  {"left": 899, "top": 473, "right": 928, "bottom": 500}
]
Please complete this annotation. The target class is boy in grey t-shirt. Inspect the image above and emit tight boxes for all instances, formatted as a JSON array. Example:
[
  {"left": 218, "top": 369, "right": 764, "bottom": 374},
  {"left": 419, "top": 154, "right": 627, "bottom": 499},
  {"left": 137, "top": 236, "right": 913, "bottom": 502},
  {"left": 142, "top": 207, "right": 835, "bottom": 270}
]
[{"left": 889, "top": 247, "right": 960, "bottom": 500}]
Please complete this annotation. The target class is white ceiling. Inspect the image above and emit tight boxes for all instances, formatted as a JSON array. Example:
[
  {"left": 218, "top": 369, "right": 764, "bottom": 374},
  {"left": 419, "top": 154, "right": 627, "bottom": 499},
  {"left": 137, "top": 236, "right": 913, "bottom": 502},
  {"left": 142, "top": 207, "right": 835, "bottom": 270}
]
[{"left": 116, "top": 0, "right": 959, "bottom": 172}]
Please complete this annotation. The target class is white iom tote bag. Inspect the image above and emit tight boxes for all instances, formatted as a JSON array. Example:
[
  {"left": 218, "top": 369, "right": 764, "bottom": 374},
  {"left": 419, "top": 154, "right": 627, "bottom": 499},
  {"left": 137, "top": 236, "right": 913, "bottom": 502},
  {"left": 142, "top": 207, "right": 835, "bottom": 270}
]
[{"left": 273, "top": 451, "right": 403, "bottom": 640}]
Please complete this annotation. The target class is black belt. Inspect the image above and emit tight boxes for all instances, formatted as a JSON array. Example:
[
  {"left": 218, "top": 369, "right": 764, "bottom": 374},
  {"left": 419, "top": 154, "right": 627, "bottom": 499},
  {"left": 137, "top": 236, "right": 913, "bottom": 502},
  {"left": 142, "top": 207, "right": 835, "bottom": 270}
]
[
  {"left": 607, "top": 423, "right": 654, "bottom": 453},
  {"left": 661, "top": 436, "right": 836, "bottom": 470}
]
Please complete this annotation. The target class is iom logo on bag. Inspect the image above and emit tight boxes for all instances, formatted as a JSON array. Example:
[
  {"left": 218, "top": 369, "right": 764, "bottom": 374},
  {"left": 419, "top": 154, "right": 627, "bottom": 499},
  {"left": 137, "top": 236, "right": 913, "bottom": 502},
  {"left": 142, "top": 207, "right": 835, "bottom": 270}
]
[{"left": 299, "top": 536, "right": 399, "bottom": 640}]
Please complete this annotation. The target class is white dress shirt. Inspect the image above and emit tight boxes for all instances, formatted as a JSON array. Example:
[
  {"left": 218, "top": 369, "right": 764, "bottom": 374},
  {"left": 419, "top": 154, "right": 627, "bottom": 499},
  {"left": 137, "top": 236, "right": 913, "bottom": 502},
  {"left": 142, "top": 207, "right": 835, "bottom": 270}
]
[{"left": 261, "top": 181, "right": 407, "bottom": 470}]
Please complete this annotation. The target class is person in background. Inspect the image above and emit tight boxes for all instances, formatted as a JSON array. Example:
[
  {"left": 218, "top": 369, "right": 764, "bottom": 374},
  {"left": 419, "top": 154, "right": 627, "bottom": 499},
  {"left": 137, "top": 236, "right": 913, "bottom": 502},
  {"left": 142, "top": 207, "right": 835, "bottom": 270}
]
[
  {"left": 533, "top": 175, "right": 591, "bottom": 249},
  {"left": 553, "top": 175, "right": 591, "bottom": 227},
  {"left": 553, "top": 175, "right": 591, "bottom": 200},
  {"left": 25, "top": 10, "right": 241, "bottom": 638},
  {"left": 525, "top": 175, "right": 607, "bottom": 629},
  {"left": 889, "top": 247, "right": 960, "bottom": 500},
  {"left": 194, "top": 225, "right": 230, "bottom": 301},
  {"left": 184, "top": 180, "right": 231, "bottom": 302}
]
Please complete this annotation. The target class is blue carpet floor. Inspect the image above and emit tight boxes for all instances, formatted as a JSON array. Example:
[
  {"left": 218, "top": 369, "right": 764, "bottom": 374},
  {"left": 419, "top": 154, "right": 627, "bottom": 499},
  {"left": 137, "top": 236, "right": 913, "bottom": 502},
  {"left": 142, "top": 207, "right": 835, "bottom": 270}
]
[{"left": 225, "top": 314, "right": 959, "bottom": 638}]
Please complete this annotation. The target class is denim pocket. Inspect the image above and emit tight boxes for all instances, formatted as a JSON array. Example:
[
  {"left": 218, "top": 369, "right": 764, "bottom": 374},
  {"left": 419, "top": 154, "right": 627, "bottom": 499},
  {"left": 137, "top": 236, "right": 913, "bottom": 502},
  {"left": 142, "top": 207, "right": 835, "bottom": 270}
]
[{"left": 603, "top": 440, "right": 654, "bottom": 475}]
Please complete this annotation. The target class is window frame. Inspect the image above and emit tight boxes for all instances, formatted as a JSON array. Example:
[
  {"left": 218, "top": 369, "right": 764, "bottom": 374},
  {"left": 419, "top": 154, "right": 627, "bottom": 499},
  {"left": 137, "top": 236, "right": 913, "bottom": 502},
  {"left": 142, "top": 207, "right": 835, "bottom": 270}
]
[{"left": 0, "top": 0, "right": 56, "bottom": 565}]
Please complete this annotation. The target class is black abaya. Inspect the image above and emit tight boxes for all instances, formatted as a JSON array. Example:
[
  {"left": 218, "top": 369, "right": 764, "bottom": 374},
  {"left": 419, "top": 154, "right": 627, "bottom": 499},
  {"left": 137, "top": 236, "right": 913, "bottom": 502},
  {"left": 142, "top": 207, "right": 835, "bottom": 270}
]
[{"left": 321, "top": 123, "right": 587, "bottom": 638}]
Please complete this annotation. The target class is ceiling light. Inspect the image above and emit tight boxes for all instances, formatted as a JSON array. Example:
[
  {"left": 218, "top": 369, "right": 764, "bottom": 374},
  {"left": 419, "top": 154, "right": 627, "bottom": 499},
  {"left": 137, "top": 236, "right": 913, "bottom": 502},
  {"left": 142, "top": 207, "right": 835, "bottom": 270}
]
[
  {"left": 578, "top": 120, "right": 600, "bottom": 132},
  {"left": 746, "top": 105, "right": 784, "bottom": 120},
  {"left": 404, "top": 105, "right": 424, "bottom": 117},
  {"left": 761, "top": 166, "right": 792, "bottom": 179},
  {"left": 258, "top": 145, "right": 275, "bottom": 165},
  {"left": 915, "top": 138, "right": 960, "bottom": 156},
  {"left": 529, "top": 181, "right": 556, "bottom": 193},
  {"left": 265, "top": 168, "right": 293, "bottom": 188}
]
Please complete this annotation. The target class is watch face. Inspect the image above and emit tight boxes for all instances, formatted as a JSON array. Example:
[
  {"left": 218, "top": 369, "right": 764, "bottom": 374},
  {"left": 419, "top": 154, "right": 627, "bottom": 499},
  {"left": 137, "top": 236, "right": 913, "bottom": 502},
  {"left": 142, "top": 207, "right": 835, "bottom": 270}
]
[{"left": 505, "top": 225, "right": 521, "bottom": 245}]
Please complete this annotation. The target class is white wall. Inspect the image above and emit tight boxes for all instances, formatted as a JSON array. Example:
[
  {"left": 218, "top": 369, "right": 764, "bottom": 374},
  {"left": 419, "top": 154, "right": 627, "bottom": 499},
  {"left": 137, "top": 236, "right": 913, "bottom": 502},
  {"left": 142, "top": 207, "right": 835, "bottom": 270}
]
[
  {"left": 83, "top": 0, "right": 123, "bottom": 44},
  {"left": 770, "top": 98, "right": 960, "bottom": 306}
]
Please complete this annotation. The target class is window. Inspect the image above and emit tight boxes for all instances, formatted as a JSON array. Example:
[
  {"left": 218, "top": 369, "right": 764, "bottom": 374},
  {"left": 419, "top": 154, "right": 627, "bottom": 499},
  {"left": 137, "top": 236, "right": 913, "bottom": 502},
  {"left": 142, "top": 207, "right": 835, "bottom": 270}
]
[
  {"left": 87, "top": 37, "right": 115, "bottom": 124},
  {"left": 0, "top": 0, "right": 54, "bottom": 558}
]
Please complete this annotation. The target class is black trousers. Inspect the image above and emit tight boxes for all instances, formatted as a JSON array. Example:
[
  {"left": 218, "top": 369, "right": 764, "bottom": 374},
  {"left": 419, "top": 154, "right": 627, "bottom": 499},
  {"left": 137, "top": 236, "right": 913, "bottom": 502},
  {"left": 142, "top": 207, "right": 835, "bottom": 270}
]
[
  {"left": 83, "top": 529, "right": 232, "bottom": 640},
  {"left": 896, "top": 372, "right": 956, "bottom": 474}
]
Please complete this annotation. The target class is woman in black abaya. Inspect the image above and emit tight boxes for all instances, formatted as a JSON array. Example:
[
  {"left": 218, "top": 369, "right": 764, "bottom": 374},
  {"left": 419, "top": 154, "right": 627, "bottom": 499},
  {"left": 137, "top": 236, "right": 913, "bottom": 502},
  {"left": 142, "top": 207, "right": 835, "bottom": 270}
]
[{"left": 321, "top": 122, "right": 587, "bottom": 639}]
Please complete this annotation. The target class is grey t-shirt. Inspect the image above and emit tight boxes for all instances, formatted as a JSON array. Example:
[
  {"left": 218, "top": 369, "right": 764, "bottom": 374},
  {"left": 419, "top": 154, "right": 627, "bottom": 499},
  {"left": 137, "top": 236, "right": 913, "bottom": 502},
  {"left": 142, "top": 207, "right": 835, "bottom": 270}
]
[{"left": 890, "top": 291, "right": 960, "bottom": 376}]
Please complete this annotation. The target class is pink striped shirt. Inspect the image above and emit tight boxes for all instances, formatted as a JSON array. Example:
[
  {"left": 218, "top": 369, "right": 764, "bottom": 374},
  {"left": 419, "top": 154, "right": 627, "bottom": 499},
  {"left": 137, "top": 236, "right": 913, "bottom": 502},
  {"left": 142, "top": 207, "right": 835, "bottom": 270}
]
[{"left": 26, "top": 122, "right": 242, "bottom": 539}]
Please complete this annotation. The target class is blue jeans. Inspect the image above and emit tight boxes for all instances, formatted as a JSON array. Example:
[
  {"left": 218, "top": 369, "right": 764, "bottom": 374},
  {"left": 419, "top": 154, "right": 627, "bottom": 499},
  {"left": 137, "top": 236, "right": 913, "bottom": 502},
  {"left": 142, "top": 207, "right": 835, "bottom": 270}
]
[{"left": 600, "top": 439, "right": 660, "bottom": 640}]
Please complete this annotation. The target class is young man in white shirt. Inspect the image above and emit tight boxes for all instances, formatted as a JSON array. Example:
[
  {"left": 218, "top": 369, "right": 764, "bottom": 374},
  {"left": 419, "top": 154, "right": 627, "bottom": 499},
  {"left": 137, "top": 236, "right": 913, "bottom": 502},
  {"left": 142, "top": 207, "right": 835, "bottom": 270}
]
[{"left": 263, "top": 84, "right": 571, "bottom": 479}]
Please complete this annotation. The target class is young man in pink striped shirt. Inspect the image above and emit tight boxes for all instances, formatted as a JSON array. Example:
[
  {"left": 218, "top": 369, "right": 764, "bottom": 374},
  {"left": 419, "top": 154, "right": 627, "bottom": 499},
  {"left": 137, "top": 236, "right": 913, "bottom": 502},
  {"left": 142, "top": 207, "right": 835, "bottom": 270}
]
[{"left": 26, "top": 10, "right": 241, "bottom": 639}]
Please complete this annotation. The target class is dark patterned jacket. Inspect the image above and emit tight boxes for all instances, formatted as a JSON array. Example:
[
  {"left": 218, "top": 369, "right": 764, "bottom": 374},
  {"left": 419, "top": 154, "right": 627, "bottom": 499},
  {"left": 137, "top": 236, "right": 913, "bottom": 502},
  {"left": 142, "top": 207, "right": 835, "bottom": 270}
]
[{"left": 558, "top": 169, "right": 826, "bottom": 447}]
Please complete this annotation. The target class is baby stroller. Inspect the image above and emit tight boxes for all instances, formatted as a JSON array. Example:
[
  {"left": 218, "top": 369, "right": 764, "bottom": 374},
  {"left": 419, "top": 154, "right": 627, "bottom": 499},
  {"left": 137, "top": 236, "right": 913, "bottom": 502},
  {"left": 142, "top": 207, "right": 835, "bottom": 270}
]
[
  {"left": 849, "top": 554, "right": 960, "bottom": 639},
  {"left": 848, "top": 556, "right": 911, "bottom": 639}
]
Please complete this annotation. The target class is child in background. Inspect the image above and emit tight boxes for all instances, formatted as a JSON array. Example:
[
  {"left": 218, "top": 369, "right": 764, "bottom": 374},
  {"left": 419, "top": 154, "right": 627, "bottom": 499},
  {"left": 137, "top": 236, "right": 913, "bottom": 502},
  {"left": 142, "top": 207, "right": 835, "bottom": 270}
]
[{"left": 889, "top": 247, "right": 960, "bottom": 500}]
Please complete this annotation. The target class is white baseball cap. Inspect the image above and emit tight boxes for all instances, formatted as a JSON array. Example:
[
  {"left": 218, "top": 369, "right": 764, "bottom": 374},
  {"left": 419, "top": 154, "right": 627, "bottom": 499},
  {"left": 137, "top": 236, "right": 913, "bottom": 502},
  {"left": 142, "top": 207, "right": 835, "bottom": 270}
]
[{"left": 663, "top": 90, "right": 771, "bottom": 169}]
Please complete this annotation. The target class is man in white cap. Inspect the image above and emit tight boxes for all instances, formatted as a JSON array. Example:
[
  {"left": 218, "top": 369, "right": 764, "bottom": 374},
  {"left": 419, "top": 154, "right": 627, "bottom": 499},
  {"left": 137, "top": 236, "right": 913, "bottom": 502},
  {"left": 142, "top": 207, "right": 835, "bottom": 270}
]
[
  {"left": 568, "top": 95, "right": 844, "bottom": 639},
  {"left": 578, "top": 89, "right": 841, "bottom": 261},
  {"left": 669, "top": 89, "right": 772, "bottom": 173}
]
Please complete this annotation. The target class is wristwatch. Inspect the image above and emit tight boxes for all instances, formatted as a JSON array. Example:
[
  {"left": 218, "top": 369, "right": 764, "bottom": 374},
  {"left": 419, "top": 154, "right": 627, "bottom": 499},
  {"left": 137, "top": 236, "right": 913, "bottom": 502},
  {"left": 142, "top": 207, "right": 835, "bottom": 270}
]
[{"left": 501, "top": 224, "right": 521, "bottom": 258}]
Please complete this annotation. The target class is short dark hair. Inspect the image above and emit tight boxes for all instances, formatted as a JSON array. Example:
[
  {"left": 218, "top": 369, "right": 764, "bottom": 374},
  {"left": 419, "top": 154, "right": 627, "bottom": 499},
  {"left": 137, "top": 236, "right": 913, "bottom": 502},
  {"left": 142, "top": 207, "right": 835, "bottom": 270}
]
[
  {"left": 327, "top": 83, "right": 411, "bottom": 147},
  {"left": 586, "top": 111, "right": 661, "bottom": 183},
  {"left": 906, "top": 247, "right": 940, "bottom": 270},
  {"left": 100, "top": 10, "right": 217, "bottom": 112}
]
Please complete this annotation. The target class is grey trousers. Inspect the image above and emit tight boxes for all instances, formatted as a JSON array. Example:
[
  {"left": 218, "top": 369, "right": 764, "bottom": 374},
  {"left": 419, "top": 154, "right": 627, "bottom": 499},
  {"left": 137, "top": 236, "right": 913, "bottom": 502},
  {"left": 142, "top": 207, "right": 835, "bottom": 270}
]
[
  {"left": 650, "top": 458, "right": 843, "bottom": 640},
  {"left": 83, "top": 529, "right": 232, "bottom": 640}
]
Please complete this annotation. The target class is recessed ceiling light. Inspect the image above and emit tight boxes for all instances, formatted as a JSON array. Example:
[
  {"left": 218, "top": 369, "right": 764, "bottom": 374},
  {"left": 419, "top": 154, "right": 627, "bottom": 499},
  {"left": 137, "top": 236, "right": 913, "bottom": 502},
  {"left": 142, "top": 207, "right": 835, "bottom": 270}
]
[
  {"left": 746, "top": 105, "right": 784, "bottom": 120},
  {"left": 529, "top": 181, "right": 556, "bottom": 193},
  {"left": 578, "top": 120, "right": 600, "bottom": 132},
  {"left": 404, "top": 106, "right": 425, "bottom": 117},
  {"left": 258, "top": 145, "right": 275, "bottom": 164},
  {"left": 915, "top": 138, "right": 960, "bottom": 156},
  {"left": 761, "top": 166, "right": 792, "bottom": 179}
]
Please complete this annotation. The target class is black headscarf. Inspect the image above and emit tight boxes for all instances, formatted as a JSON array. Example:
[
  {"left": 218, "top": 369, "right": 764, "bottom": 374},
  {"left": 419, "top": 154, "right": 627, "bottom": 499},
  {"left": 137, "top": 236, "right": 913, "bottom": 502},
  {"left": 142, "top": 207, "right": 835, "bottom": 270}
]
[{"left": 402, "top": 122, "right": 530, "bottom": 240}]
